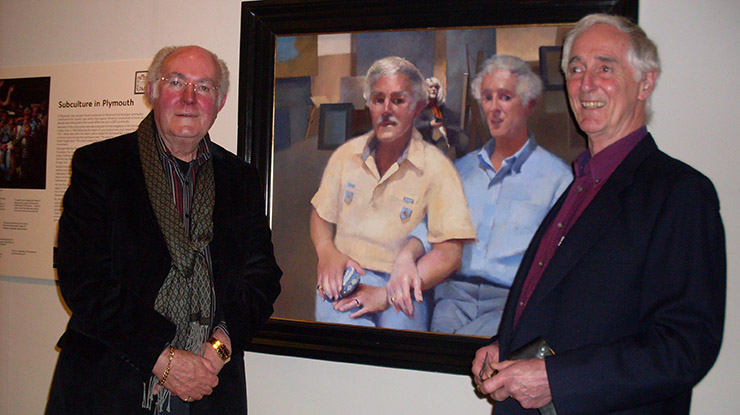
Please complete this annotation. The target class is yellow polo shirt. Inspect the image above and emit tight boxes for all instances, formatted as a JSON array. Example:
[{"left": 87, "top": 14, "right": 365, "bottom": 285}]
[{"left": 311, "top": 129, "right": 476, "bottom": 273}]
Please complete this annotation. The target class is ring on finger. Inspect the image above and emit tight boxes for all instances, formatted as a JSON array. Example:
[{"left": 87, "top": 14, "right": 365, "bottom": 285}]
[{"left": 354, "top": 298, "right": 362, "bottom": 308}]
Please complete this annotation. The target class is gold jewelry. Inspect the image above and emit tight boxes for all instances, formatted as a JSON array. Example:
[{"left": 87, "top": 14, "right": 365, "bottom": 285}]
[
  {"left": 354, "top": 298, "right": 361, "bottom": 307},
  {"left": 158, "top": 346, "right": 175, "bottom": 386},
  {"left": 207, "top": 337, "right": 231, "bottom": 363},
  {"left": 185, "top": 396, "right": 192, "bottom": 402},
  {"left": 390, "top": 296, "right": 395, "bottom": 304},
  {"left": 317, "top": 285, "right": 322, "bottom": 290}
]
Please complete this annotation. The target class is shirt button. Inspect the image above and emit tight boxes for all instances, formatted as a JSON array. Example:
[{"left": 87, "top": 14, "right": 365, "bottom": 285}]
[
  {"left": 519, "top": 301, "right": 525, "bottom": 306},
  {"left": 595, "top": 178, "right": 601, "bottom": 184},
  {"left": 577, "top": 185, "right": 583, "bottom": 192},
  {"left": 538, "top": 261, "right": 544, "bottom": 267},
  {"left": 557, "top": 222, "right": 564, "bottom": 228}
]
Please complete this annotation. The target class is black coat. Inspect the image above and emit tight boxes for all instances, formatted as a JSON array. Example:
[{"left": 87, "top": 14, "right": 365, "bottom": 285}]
[
  {"left": 496, "top": 135, "right": 725, "bottom": 414},
  {"left": 47, "top": 127, "right": 282, "bottom": 414}
]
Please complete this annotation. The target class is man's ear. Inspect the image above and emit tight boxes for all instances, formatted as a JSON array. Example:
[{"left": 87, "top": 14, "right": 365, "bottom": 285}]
[
  {"left": 524, "top": 98, "right": 538, "bottom": 116},
  {"left": 638, "top": 70, "right": 658, "bottom": 101},
  {"left": 217, "top": 95, "right": 227, "bottom": 112},
  {"left": 145, "top": 82, "right": 155, "bottom": 105}
]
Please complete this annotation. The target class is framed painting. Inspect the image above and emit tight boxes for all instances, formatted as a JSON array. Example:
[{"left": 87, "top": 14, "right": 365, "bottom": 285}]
[
  {"left": 317, "top": 103, "right": 354, "bottom": 150},
  {"left": 237, "top": 0, "right": 638, "bottom": 375},
  {"left": 539, "top": 46, "right": 565, "bottom": 90}
]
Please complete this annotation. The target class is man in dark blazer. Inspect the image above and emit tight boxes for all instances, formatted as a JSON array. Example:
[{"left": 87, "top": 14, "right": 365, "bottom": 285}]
[
  {"left": 47, "top": 45, "right": 282, "bottom": 414},
  {"left": 473, "top": 14, "right": 725, "bottom": 414}
]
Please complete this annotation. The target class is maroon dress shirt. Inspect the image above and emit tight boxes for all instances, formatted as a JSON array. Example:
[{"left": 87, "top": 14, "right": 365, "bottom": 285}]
[{"left": 513, "top": 127, "right": 648, "bottom": 326}]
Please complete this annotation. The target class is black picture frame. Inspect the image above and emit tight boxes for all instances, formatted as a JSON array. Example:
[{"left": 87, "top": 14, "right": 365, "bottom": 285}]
[
  {"left": 317, "top": 103, "right": 354, "bottom": 150},
  {"left": 539, "top": 46, "right": 565, "bottom": 91},
  {"left": 237, "top": 0, "right": 638, "bottom": 375}
]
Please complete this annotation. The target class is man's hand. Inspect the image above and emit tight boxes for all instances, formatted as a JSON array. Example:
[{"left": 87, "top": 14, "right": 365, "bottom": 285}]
[
  {"left": 310, "top": 208, "right": 365, "bottom": 300},
  {"left": 152, "top": 347, "right": 219, "bottom": 402},
  {"left": 477, "top": 354, "right": 552, "bottom": 410},
  {"left": 315, "top": 247, "right": 364, "bottom": 301},
  {"left": 333, "top": 284, "right": 388, "bottom": 318},
  {"left": 472, "top": 343, "right": 500, "bottom": 385},
  {"left": 387, "top": 247, "right": 423, "bottom": 317}
]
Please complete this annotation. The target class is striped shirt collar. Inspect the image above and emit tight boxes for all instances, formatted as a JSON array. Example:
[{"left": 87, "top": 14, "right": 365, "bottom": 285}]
[{"left": 154, "top": 131, "right": 212, "bottom": 167}]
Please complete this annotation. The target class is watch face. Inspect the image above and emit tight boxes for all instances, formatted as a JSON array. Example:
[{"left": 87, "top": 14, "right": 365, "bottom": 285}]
[{"left": 209, "top": 338, "right": 231, "bottom": 362}]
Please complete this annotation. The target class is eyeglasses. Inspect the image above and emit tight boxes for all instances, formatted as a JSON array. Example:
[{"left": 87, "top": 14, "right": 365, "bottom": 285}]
[{"left": 159, "top": 76, "right": 219, "bottom": 97}]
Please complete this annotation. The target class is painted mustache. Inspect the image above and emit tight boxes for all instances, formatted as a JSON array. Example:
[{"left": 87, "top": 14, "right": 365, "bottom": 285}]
[{"left": 376, "top": 114, "right": 399, "bottom": 125}]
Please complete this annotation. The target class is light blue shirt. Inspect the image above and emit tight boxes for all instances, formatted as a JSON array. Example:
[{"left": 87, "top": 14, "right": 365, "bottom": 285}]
[{"left": 412, "top": 135, "right": 572, "bottom": 287}]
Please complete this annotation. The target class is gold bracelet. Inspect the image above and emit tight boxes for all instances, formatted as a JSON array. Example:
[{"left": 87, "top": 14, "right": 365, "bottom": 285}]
[{"left": 158, "top": 346, "right": 175, "bottom": 386}]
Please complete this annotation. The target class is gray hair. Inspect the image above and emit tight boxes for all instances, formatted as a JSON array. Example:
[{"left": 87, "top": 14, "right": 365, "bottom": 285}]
[
  {"left": 561, "top": 14, "right": 660, "bottom": 121},
  {"left": 363, "top": 57, "right": 428, "bottom": 106},
  {"left": 146, "top": 45, "right": 230, "bottom": 106},
  {"left": 426, "top": 77, "right": 446, "bottom": 106},
  {"left": 470, "top": 55, "right": 543, "bottom": 108}
]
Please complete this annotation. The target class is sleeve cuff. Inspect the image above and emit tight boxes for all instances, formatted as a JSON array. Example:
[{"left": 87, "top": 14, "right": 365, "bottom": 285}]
[{"left": 214, "top": 321, "right": 230, "bottom": 341}]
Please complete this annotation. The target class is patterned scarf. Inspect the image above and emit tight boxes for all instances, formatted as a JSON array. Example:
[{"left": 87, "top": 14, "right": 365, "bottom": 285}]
[{"left": 137, "top": 113, "right": 215, "bottom": 413}]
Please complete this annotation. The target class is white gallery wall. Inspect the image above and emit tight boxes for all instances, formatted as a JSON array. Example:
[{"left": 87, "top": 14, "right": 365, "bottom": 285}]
[{"left": 1, "top": 0, "right": 738, "bottom": 413}]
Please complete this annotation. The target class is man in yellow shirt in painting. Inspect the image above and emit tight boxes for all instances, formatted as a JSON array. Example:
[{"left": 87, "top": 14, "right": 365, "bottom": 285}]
[{"left": 310, "top": 56, "right": 476, "bottom": 330}]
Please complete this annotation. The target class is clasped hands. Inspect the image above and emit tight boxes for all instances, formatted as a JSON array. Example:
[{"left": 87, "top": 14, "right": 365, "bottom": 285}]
[
  {"left": 472, "top": 343, "right": 553, "bottom": 410},
  {"left": 316, "top": 249, "right": 422, "bottom": 319},
  {"left": 152, "top": 331, "right": 230, "bottom": 402},
  {"left": 316, "top": 251, "right": 388, "bottom": 319}
]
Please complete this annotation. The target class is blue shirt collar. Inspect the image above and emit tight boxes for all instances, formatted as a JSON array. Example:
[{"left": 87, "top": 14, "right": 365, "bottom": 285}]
[{"left": 477, "top": 133, "right": 537, "bottom": 175}]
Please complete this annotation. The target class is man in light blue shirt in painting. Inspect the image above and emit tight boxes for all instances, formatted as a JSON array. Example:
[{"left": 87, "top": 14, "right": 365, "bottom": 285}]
[{"left": 387, "top": 55, "right": 572, "bottom": 336}]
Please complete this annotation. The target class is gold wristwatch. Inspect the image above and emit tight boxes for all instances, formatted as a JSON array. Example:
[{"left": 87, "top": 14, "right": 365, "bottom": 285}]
[{"left": 207, "top": 337, "right": 231, "bottom": 363}]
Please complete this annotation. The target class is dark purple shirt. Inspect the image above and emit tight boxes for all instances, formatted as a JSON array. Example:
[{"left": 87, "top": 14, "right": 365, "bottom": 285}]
[{"left": 513, "top": 127, "right": 648, "bottom": 326}]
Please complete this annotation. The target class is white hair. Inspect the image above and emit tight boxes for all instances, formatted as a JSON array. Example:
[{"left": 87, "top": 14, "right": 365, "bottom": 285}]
[
  {"left": 363, "top": 56, "right": 428, "bottom": 106},
  {"left": 426, "top": 77, "right": 446, "bottom": 105},
  {"left": 470, "top": 55, "right": 543, "bottom": 108}
]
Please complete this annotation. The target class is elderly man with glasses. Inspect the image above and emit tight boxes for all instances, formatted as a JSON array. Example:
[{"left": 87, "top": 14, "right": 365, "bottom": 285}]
[{"left": 47, "top": 45, "right": 282, "bottom": 415}]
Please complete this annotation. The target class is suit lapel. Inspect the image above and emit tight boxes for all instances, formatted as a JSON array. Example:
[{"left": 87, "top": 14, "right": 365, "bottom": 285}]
[{"left": 509, "top": 135, "right": 659, "bottom": 338}]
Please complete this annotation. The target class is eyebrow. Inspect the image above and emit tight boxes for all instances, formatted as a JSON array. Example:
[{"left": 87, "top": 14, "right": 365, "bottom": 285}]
[
  {"left": 480, "top": 88, "right": 515, "bottom": 95},
  {"left": 568, "top": 55, "right": 619, "bottom": 65},
  {"left": 595, "top": 55, "right": 618, "bottom": 64},
  {"left": 165, "top": 71, "right": 216, "bottom": 83},
  {"left": 370, "top": 91, "right": 411, "bottom": 97}
]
